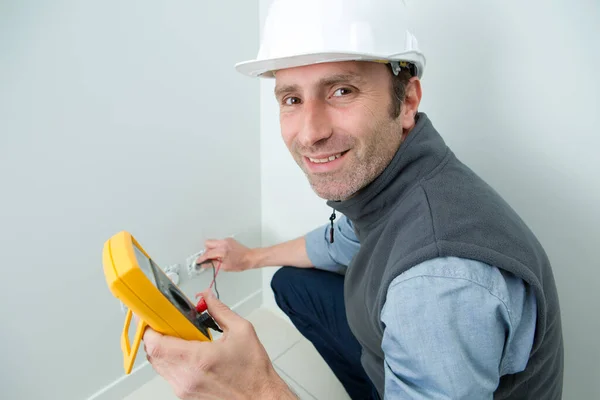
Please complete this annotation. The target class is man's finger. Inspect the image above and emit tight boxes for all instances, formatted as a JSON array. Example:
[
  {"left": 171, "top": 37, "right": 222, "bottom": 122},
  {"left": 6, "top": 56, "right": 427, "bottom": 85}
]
[
  {"left": 142, "top": 327, "right": 163, "bottom": 360},
  {"left": 195, "top": 249, "right": 222, "bottom": 266},
  {"left": 143, "top": 327, "right": 196, "bottom": 363},
  {"left": 204, "top": 239, "right": 225, "bottom": 249},
  {"left": 201, "top": 290, "right": 241, "bottom": 331}
]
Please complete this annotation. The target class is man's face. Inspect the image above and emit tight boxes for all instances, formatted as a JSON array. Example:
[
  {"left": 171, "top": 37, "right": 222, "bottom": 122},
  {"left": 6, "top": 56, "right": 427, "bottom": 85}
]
[{"left": 274, "top": 61, "right": 405, "bottom": 201}]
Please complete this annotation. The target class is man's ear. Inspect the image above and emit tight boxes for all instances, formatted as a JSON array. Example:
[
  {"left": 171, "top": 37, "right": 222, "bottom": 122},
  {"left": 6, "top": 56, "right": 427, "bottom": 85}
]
[{"left": 402, "top": 77, "right": 423, "bottom": 131}]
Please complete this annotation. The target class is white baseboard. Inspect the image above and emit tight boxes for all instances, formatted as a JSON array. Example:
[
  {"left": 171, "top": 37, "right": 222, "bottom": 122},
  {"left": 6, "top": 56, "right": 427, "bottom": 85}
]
[{"left": 86, "top": 289, "right": 263, "bottom": 400}]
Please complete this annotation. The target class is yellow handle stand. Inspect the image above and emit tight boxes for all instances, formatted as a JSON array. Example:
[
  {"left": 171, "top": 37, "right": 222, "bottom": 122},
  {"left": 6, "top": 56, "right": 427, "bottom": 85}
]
[{"left": 121, "top": 309, "right": 148, "bottom": 374}]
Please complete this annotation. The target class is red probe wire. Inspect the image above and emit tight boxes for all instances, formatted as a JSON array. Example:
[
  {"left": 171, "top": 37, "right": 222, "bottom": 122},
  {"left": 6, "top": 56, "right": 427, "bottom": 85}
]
[{"left": 195, "top": 258, "right": 222, "bottom": 313}]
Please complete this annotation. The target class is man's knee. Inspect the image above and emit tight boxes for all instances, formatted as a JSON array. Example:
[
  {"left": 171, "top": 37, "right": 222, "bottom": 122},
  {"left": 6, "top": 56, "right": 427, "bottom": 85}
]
[
  {"left": 270, "top": 266, "right": 302, "bottom": 294},
  {"left": 270, "top": 266, "right": 318, "bottom": 315}
]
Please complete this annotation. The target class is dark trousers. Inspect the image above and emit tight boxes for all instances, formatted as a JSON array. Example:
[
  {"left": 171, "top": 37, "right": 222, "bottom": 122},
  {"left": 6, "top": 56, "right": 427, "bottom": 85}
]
[{"left": 271, "top": 266, "right": 380, "bottom": 400}]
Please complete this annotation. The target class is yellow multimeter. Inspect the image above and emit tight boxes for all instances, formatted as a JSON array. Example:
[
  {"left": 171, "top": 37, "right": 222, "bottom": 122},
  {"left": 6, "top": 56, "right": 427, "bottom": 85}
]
[{"left": 102, "top": 230, "right": 219, "bottom": 374}]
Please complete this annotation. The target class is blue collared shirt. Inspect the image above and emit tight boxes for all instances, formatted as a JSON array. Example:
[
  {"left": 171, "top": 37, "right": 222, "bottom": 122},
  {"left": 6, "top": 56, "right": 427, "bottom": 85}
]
[{"left": 305, "top": 214, "right": 537, "bottom": 399}]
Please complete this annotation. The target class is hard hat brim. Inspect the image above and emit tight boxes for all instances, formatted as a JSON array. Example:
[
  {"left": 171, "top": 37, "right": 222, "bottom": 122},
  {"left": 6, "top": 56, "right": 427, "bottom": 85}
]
[{"left": 235, "top": 51, "right": 426, "bottom": 79}]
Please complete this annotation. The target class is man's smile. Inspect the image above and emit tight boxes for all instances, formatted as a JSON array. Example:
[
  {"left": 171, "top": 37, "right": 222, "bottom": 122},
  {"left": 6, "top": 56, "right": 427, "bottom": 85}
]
[{"left": 303, "top": 150, "right": 349, "bottom": 172}]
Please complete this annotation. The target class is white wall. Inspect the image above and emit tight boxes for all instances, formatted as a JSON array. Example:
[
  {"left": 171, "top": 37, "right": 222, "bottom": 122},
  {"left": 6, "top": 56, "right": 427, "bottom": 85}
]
[
  {"left": 259, "top": 0, "right": 600, "bottom": 398},
  {"left": 0, "top": 1, "right": 261, "bottom": 399}
]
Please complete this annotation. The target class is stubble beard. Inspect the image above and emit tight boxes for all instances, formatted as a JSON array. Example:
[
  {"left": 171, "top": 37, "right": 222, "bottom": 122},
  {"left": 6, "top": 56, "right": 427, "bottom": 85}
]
[{"left": 293, "top": 123, "right": 402, "bottom": 201}]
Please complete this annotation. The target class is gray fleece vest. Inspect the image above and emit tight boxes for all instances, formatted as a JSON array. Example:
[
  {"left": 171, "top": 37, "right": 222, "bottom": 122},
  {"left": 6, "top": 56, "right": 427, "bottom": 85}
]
[{"left": 329, "top": 113, "right": 564, "bottom": 399}]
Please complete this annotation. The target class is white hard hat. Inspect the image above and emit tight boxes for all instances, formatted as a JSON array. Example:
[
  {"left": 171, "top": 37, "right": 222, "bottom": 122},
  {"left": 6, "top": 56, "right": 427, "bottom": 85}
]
[{"left": 235, "top": 0, "right": 426, "bottom": 79}]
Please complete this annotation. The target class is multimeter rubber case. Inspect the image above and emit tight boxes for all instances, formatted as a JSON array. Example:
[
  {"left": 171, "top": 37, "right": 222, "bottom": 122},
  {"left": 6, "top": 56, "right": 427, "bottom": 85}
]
[{"left": 102, "top": 230, "right": 217, "bottom": 374}]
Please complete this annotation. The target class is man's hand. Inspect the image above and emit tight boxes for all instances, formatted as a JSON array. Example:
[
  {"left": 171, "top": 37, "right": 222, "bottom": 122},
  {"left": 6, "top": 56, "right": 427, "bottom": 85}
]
[
  {"left": 143, "top": 290, "right": 297, "bottom": 400},
  {"left": 195, "top": 238, "right": 256, "bottom": 272}
]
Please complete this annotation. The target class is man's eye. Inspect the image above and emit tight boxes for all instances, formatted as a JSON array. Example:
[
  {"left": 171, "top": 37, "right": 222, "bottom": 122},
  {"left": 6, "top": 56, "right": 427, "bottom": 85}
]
[
  {"left": 333, "top": 88, "right": 352, "bottom": 97},
  {"left": 284, "top": 97, "right": 301, "bottom": 106}
]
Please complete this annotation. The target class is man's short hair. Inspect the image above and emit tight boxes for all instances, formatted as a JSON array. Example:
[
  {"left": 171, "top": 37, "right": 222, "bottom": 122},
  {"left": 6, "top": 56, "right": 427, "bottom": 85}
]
[{"left": 389, "top": 65, "right": 415, "bottom": 120}]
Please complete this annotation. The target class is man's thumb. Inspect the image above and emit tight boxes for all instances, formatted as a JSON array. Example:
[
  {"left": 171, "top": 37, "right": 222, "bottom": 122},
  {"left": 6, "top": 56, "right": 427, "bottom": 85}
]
[{"left": 201, "top": 290, "right": 239, "bottom": 330}]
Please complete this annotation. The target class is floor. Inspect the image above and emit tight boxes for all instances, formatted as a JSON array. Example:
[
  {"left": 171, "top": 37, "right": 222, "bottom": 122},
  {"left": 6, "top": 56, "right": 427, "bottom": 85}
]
[{"left": 125, "top": 308, "right": 351, "bottom": 400}]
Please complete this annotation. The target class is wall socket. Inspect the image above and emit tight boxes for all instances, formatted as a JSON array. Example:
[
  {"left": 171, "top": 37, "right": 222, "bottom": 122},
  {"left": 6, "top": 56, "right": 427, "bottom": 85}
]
[
  {"left": 163, "top": 263, "right": 181, "bottom": 285},
  {"left": 184, "top": 233, "right": 237, "bottom": 278},
  {"left": 185, "top": 249, "right": 209, "bottom": 278}
]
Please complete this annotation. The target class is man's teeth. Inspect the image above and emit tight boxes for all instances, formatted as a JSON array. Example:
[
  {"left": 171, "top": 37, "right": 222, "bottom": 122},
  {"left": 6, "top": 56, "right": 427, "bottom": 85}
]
[{"left": 309, "top": 153, "right": 343, "bottom": 164}]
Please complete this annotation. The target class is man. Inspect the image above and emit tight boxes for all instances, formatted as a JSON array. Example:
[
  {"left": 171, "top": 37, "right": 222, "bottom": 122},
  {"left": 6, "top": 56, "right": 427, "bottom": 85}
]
[{"left": 143, "top": 0, "right": 564, "bottom": 399}]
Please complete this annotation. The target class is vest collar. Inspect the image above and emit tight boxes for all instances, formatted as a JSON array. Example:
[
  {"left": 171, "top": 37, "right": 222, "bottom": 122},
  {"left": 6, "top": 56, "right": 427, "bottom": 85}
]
[{"left": 327, "top": 112, "right": 449, "bottom": 233}]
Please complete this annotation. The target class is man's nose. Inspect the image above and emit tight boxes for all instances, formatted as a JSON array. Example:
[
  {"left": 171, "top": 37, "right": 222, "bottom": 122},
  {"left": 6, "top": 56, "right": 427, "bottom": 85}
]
[{"left": 297, "top": 101, "right": 333, "bottom": 148}]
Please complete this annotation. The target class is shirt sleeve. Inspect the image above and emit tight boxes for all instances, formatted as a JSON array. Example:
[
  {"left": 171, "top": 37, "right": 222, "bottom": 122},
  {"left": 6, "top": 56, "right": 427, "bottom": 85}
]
[
  {"left": 380, "top": 257, "right": 537, "bottom": 399},
  {"left": 304, "top": 214, "right": 360, "bottom": 274}
]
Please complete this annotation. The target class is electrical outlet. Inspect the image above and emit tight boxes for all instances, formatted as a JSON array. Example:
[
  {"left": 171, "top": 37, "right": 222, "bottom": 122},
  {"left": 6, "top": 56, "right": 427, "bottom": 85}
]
[
  {"left": 184, "top": 232, "right": 239, "bottom": 279},
  {"left": 186, "top": 249, "right": 209, "bottom": 278},
  {"left": 163, "top": 263, "right": 182, "bottom": 285},
  {"left": 163, "top": 263, "right": 181, "bottom": 275}
]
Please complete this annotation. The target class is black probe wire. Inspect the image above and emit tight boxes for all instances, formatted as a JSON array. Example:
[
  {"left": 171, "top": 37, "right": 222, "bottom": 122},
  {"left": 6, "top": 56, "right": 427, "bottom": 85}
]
[{"left": 210, "top": 260, "right": 220, "bottom": 299}]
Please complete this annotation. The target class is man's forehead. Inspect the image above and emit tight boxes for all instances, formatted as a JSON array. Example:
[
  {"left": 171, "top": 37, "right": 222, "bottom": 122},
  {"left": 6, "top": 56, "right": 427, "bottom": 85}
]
[{"left": 274, "top": 61, "right": 370, "bottom": 80}]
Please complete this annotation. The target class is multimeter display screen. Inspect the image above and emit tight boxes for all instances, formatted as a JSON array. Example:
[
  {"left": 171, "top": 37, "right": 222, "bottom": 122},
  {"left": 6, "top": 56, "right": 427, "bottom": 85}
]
[{"left": 133, "top": 246, "right": 158, "bottom": 286}]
